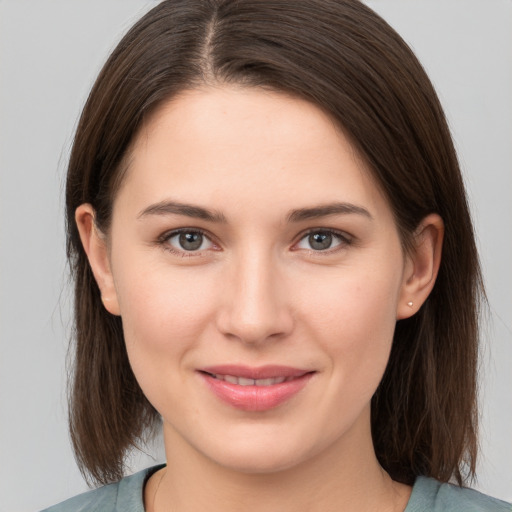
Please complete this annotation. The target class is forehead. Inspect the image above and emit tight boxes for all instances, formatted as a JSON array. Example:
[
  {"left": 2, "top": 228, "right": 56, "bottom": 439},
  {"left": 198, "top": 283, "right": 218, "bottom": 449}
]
[
  {"left": 136, "top": 86, "right": 351, "bottom": 161},
  {"left": 115, "top": 86, "right": 391, "bottom": 222}
]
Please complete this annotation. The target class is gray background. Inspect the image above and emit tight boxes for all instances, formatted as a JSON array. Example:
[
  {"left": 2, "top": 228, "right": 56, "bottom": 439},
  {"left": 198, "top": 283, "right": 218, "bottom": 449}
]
[{"left": 0, "top": 1, "right": 510, "bottom": 510}]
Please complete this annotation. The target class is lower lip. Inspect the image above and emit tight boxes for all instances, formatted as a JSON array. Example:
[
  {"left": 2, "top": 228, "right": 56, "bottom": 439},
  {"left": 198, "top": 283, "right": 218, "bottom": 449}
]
[{"left": 200, "top": 372, "right": 314, "bottom": 412}]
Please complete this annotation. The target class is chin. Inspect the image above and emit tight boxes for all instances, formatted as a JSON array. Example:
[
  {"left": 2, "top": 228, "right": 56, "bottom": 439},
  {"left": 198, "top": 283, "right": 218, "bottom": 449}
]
[
  {"left": 210, "top": 447, "right": 307, "bottom": 475},
  {"left": 190, "top": 423, "right": 326, "bottom": 476}
]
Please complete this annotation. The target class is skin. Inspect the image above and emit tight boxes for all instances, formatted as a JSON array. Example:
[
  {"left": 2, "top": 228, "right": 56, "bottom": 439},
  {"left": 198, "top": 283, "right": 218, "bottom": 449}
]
[{"left": 77, "top": 86, "right": 443, "bottom": 512}]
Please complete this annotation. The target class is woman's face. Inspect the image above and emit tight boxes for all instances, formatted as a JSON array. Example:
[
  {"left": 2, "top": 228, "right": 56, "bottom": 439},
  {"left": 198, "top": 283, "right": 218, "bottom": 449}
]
[{"left": 88, "top": 87, "right": 418, "bottom": 473}]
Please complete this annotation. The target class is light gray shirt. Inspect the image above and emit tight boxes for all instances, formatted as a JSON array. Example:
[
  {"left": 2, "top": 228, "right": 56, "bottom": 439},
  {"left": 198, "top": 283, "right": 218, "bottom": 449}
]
[{"left": 41, "top": 465, "right": 511, "bottom": 512}]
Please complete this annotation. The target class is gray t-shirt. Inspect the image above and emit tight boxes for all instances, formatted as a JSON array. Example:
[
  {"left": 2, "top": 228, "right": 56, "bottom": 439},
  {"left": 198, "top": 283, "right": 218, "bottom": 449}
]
[{"left": 41, "top": 465, "right": 511, "bottom": 512}]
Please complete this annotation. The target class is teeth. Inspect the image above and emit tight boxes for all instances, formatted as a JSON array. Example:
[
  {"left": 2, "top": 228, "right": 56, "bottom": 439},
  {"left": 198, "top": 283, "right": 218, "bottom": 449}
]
[
  {"left": 238, "top": 377, "right": 255, "bottom": 386},
  {"left": 213, "top": 374, "right": 289, "bottom": 386},
  {"left": 256, "top": 376, "right": 287, "bottom": 385},
  {"left": 223, "top": 374, "right": 237, "bottom": 384},
  {"left": 255, "top": 378, "right": 274, "bottom": 386}
]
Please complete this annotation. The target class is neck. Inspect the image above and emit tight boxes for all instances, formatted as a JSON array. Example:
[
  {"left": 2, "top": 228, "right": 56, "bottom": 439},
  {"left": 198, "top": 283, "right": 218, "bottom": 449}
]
[{"left": 147, "top": 409, "right": 410, "bottom": 512}]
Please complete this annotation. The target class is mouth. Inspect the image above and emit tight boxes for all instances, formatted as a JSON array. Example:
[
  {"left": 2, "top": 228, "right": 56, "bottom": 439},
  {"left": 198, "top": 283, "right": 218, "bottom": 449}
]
[
  {"left": 198, "top": 365, "right": 315, "bottom": 411},
  {"left": 201, "top": 373, "right": 297, "bottom": 386}
]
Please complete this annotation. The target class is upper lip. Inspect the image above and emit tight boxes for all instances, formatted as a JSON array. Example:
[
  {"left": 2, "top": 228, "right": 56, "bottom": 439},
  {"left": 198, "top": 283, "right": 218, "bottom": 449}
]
[{"left": 199, "top": 365, "right": 312, "bottom": 380}]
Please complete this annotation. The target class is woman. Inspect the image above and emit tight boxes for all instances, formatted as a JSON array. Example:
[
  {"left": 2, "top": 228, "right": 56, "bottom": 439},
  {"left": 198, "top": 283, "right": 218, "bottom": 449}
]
[{"left": 43, "top": 1, "right": 511, "bottom": 510}]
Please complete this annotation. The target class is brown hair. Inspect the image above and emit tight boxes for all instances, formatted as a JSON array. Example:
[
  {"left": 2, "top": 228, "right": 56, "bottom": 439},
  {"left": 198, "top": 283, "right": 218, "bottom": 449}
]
[{"left": 66, "top": 0, "right": 482, "bottom": 486}]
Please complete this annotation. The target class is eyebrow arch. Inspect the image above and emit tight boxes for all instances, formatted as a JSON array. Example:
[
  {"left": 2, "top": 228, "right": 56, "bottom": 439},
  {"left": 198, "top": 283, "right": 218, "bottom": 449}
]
[
  {"left": 287, "top": 202, "right": 373, "bottom": 222},
  {"left": 138, "top": 200, "right": 227, "bottom": 223}
]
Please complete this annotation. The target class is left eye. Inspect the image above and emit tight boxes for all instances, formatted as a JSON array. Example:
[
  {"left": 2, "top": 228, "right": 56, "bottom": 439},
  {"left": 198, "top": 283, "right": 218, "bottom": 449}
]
[
  {"left": 166, "top": 230, "right": 213, "bottom": 252},
  {"left": 296, "top": 230, "right": 347, "bottom": 251}
]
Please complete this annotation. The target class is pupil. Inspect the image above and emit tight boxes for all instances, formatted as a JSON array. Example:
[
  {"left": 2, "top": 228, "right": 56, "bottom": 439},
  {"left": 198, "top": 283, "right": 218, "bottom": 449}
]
[
  {"left": 179, "top": 232, "right": 203, "bottom": 251},
  {"left": 309, "top": 232, "right": 332, "bottom": 250}
]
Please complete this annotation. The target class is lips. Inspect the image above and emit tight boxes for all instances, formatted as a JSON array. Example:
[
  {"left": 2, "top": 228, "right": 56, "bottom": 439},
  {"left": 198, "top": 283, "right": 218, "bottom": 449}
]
[
  {"left": 209, "top": 374, "right": 290, "bottom": 386},
  {"left": 198, "top": 365, "right": 314, "bottom": 412}
]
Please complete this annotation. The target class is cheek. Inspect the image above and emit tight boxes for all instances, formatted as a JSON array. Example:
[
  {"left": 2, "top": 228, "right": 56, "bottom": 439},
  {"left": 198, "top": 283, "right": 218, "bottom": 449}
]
[
  {"left": 113, "top": 260, "right": 218, "bottom": 362},
  {"left": 113, "top": 263, "right": 221, "bottom": 414},
  {"left": 302, "top": 267, "right": 401, "bottom": 390}
]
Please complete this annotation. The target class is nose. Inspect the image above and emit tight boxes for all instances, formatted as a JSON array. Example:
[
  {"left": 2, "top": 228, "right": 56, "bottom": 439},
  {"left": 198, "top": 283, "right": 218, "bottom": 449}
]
[{"left": 216, "top": 250, "right": 294, "bottom": 345}]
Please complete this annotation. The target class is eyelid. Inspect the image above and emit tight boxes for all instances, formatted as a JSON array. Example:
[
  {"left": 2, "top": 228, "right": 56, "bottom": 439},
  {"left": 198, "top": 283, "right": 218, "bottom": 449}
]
[
  {"left": 156, "top": 227, "right": 353, "bottom": 256},
  {"left": 157, "top": 227, "right": 220, "bottom": 255},
  {"left": 291, "top": 228, "right": 353, "bottom": 252}
]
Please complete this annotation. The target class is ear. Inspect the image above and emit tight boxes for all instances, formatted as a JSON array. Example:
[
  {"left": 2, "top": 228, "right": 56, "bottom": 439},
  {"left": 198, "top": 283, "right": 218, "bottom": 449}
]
[
  {"left": 75, "top": 204, "right": 120, "bottom": 316},
  {"left": 397, "top": 213, "right": 444, "bottom": 320}
]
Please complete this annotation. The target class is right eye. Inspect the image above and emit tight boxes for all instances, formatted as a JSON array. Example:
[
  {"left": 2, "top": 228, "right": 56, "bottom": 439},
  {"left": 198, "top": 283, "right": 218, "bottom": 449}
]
[{"left": 163, "top": 230, "right": 214, "bottom": 253}]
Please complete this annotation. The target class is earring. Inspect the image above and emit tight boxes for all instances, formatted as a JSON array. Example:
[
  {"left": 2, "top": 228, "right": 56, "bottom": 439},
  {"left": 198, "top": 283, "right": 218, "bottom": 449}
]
[{"left": 407, "top": 301, "right": 413, "bottom": 308}]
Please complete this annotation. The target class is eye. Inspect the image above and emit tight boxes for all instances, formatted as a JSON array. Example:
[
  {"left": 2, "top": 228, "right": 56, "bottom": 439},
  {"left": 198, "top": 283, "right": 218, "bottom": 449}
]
[
  {"left": 164, "top": 230, "right": 214, "bottom": 253},
  {"left": 295, "top": 230, "right": 349, "bottom": 251}
]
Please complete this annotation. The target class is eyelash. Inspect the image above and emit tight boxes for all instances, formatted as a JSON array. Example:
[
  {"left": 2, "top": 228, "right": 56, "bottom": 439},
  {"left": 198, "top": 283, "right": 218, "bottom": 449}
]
[
  {"left": 156, "top": 228, "right": 353, "bottom": 257},
  {"left": 157, "top": 228, "right": 217, "bottom": 257},
  {"left": 293, "top": 228, "right": 353, "bottom": 254}
]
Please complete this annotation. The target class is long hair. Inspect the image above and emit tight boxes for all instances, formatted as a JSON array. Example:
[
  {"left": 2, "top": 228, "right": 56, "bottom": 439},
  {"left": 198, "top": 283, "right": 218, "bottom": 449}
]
[{"left": 66, "top": 0, "right": 482, "bottom": 486}]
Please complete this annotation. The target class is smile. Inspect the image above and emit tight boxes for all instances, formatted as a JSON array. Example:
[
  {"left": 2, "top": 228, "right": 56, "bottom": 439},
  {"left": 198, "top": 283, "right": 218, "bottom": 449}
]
[
  {"left": 206, "top": 374, "right": 294, "bottom": 386},
  {"left": 199, "top": 365, "right": 314, "bottom": 411}
]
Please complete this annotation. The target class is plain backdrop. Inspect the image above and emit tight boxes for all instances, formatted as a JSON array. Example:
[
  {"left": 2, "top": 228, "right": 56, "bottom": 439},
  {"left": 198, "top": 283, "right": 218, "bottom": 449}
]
[{"left": 0, "top": 1, "right": 511, "bottom": 511}]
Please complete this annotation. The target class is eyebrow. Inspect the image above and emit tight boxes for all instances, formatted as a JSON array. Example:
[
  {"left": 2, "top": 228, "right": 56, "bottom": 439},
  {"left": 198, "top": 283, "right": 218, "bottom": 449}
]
[
  {"left": 287, "top": 202, "right": 373, "bottom": 222},
  {"left": 138, "top": 200, "right": 227, "bottom": 223},
  {"left": 137, "top": 200, "right": 372, "bottom": 224}
]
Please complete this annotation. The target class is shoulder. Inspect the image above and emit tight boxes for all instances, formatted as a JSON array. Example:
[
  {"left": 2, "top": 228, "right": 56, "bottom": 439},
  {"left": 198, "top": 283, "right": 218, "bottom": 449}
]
[
  {"left": 40, "top": 481, "right": 120, "bottom": 512},
  {"left": 40, "top": 465, "right": 163, "bottom": 512},
  {"left": 406, "top": 476, "right": 512, "bottom": 512}
]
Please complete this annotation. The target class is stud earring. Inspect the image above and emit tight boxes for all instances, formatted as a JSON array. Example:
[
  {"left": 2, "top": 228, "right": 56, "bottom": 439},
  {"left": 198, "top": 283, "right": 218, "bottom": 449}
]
[{"left": 407, "top": 301, "right": 413, "bottom": 307}]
